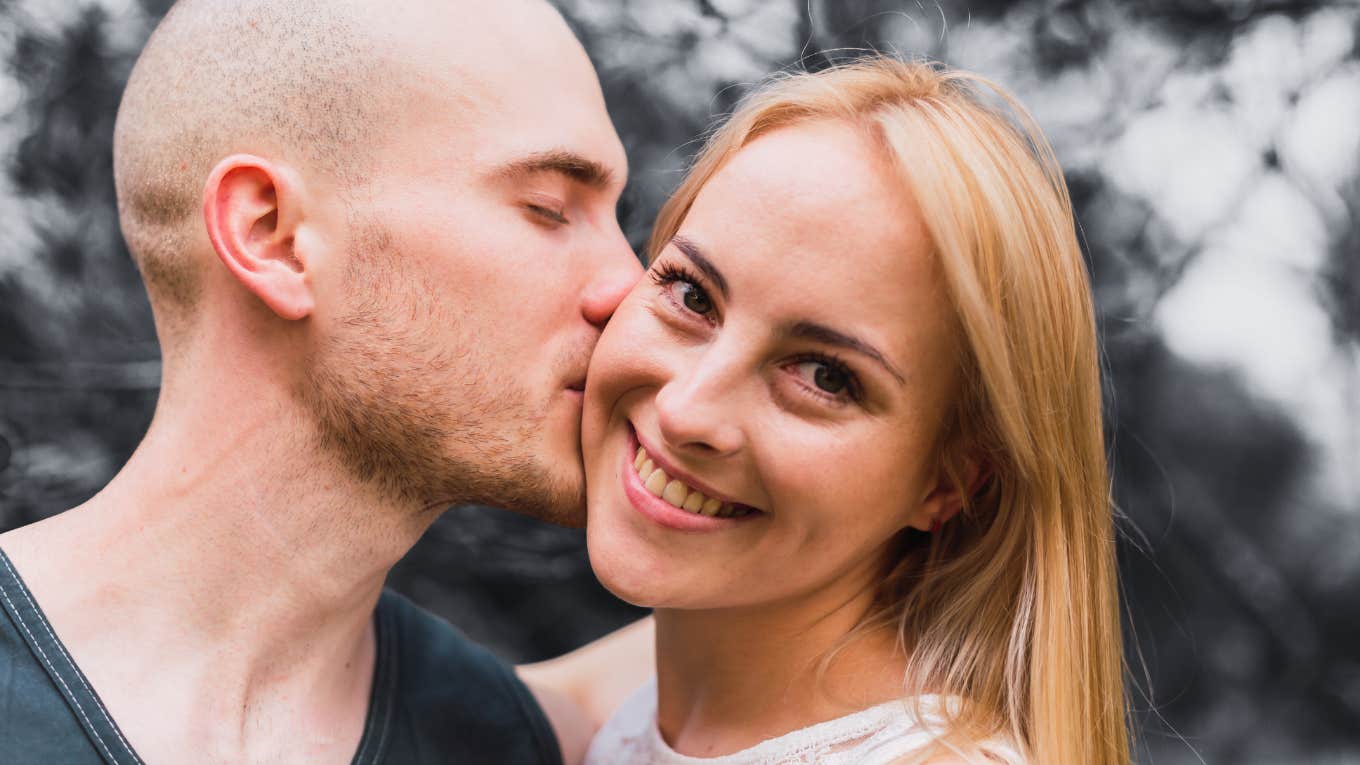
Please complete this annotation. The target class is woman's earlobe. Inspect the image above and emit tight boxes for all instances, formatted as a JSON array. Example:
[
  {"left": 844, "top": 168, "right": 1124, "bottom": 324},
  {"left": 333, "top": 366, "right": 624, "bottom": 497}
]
[
  {"left": 202, "top": 154, "right": 315, "bottom": 320},
  {"left": 912, "top": 456, "right": 989, "bottom": 532}
]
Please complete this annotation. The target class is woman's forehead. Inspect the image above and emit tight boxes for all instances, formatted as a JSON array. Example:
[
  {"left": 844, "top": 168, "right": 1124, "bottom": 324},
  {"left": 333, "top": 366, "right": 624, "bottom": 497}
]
[
  {"left": 681, "top": 122, "right": 935, "bottom": 305},
  {"left": 691, "top": 122, "right": 927, "bottom": 260}
]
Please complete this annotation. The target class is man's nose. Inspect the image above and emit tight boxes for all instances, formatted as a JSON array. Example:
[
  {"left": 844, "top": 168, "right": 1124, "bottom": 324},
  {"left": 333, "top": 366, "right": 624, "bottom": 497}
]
[{"left": 581, "top": 233, "right": 643, "bottom": 329}]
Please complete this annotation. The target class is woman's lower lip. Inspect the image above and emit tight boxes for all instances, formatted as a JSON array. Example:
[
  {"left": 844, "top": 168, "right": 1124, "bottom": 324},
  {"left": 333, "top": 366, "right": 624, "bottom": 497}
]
[{"left": 620, "top": 431, "right": 760, "bottom": 532}]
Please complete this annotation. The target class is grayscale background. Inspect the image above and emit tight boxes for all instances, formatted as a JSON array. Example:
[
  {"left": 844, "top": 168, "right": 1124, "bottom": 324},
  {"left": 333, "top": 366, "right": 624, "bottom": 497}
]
[{"left": 1, "top": 1, "right": 1357, "bottom": 762}]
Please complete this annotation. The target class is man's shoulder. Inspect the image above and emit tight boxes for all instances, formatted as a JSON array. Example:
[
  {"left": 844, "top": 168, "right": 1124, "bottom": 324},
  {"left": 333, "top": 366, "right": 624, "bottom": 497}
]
[
  {"left": 0, "top": 547, "right": 117, "bottom": 764},
  {"left": 374, "top": 588, "right": 562, "bottom": 765},
  {"left": 377, "top": 589, "right": 529, "bottom": 699}
]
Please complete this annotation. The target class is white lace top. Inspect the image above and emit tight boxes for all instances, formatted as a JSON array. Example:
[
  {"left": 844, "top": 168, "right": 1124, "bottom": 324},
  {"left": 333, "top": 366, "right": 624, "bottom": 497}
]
[{"left": 584, "top": 680, "right": 1024, "bottom": 765}]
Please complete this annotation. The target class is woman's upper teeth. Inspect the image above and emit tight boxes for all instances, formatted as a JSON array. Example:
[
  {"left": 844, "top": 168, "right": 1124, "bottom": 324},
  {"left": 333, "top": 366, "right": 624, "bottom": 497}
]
[{"left": 634, "top": 446, "right": 749, "bottom": 518}]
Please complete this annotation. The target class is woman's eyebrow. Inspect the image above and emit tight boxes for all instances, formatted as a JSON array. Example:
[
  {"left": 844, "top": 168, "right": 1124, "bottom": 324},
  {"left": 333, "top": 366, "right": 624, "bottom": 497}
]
[
  {"left": 670, "top": 235, "right": 729, "bottom": 299},
  {"left": 787, "top": 321, "right": 907, "bottom": 385}
]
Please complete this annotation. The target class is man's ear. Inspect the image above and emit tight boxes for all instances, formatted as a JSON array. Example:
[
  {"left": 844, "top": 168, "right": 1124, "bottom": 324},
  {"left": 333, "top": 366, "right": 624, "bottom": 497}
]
[
  {"left": 202, "top": 154, "right": 314, "bottom": 321},
  {"left": 904, "top": 455, "right": 990, "bottom": 533}
]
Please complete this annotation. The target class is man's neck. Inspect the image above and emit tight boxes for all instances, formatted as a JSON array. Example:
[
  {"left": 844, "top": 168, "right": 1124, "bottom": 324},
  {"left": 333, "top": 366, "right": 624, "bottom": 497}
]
[{"left": 0, "top": 389, "right": 436, "bottom": 763}]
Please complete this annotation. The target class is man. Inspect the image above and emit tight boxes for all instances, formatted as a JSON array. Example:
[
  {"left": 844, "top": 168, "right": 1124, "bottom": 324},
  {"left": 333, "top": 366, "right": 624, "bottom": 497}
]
[{"left": 0, "top": 0, "right": 638, "bottom": 762}]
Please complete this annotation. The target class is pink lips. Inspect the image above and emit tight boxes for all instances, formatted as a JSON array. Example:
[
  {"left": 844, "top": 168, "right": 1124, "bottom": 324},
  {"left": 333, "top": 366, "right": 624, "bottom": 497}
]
[{"left": 620, "top": 430, "right": 761, "bottom": 532}]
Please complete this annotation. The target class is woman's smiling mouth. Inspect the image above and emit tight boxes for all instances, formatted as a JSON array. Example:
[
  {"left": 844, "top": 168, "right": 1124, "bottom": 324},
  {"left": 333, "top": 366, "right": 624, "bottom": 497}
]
[{"left": 621, "top": 428, "right": 763, "bottom": 530}]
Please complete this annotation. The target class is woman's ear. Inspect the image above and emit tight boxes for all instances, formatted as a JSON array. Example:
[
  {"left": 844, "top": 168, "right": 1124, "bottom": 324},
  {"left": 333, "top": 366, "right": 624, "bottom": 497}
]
[
  {"left": 905, "top": 454, "right": 990, "bottom": 532},
  {"left": 202, "top": 154, "right": 314, "bottom": 320}
]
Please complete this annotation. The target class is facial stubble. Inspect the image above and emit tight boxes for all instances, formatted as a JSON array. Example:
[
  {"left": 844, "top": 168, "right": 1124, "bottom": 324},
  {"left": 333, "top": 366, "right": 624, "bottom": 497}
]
[{"left": 296, "top": 230, "right": 587, "bottom": 526}]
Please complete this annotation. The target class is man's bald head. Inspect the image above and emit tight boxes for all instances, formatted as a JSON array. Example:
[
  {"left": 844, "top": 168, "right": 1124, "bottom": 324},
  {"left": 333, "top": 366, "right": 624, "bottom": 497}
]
[
  {"left": 112, "top": 0, "right": 572, "bottom": 330},
  {"left": 112, "top": 0, "right": 633, "bottom": 519}
]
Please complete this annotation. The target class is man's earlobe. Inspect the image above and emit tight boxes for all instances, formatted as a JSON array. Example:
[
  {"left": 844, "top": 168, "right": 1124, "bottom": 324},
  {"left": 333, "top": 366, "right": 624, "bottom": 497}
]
[{"left": 203, "top": 155, "right": 314, "bottom": 320}]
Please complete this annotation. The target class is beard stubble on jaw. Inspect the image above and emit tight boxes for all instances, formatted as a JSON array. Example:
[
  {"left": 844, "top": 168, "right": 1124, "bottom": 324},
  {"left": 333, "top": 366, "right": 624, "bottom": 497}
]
[{"left": 295, "top": 230, "right": 587, "bottom": 527}]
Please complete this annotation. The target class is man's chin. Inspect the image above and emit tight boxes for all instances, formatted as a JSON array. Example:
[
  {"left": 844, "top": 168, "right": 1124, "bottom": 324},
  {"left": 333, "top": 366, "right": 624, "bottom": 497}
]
[
  {"left": 529, "top": 469, "right": 588, "bottom": 529},
  {"left": 510, "top": 500, "right": 586, "bottom": 529},
  {"left": 524, "top": 434, "right": 588, "bottom": 528},
  {"left": 479, "top": 457, "right": 586, "bottom": 529}
]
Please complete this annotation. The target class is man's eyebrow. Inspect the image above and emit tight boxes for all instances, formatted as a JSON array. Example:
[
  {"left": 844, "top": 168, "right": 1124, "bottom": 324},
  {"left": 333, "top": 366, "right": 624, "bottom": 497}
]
[
  {"left": 669, "top": 235, "right": 729, "bottom": 299},
  {"left": 787, "top": 321, "right": 907, "bottom": 385},
  {"left": 493, "top": 149, "right": 615, "bottom": 190}
]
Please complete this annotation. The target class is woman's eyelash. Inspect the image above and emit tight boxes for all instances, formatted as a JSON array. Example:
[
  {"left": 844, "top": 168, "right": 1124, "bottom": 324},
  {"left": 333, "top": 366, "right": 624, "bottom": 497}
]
[
  {"left": 649, "top": 262, "right": 699, "bottom": 288},
  {"left": 650, "top": 261, "right": 718, "bottom": 319}
]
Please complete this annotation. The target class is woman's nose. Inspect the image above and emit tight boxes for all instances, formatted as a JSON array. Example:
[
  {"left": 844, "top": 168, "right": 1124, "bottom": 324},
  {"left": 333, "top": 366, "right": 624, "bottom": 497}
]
[{"left": 654, "top": 361, "right": 745, "bottom": 458}]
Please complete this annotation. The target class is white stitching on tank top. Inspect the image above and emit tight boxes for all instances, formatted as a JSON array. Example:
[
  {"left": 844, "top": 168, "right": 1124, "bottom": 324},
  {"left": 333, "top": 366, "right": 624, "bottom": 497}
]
[{"left": 0, "top": 554, "right": 140, "bottom": 763}]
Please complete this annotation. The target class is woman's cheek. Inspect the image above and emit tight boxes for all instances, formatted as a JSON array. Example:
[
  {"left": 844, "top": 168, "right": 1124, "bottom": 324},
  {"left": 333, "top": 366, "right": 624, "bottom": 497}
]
[{"left": 618, "top": 307, "right": 684, "bottom": 382}]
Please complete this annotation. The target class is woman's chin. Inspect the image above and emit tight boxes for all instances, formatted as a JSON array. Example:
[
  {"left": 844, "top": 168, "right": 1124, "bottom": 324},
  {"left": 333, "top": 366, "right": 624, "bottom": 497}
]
[
  {"left": 592, "top": 565, "right": 663, "bottom": 609},
  {"left": 585, "top": 525, "right": 669, "bottom": 608}
]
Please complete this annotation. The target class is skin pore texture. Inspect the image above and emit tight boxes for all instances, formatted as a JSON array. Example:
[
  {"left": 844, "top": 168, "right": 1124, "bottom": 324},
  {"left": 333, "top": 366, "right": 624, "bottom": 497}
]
[
  {"left": 581, "top": 120, "right": 974, "bottom": 757},
  {"left": 0, "top": 0, "right": 637, "bottom": 763}
]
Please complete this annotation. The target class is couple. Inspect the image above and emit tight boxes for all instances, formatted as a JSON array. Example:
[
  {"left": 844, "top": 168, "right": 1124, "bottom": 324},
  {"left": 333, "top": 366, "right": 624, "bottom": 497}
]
[{"left": 0, "top": 0, "right": 1130, "bottom": 764}]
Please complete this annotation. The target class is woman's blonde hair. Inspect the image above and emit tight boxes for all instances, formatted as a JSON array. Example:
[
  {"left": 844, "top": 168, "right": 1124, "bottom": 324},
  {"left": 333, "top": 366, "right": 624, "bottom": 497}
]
[{"left": 647, "top": 57, "right": 1129, "bottom": 765}]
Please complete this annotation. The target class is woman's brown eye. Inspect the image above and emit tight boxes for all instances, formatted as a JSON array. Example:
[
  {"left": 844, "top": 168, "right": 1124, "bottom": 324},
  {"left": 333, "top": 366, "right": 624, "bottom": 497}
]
[
  {"left": 813, "top": 364, "right": 848, "bottom": 393},
  {"left": 791, "top": 360, "right": 855, "bottom": 399},
  {"left": 678, "top": 282, "right": 713, "bottom": 314}
]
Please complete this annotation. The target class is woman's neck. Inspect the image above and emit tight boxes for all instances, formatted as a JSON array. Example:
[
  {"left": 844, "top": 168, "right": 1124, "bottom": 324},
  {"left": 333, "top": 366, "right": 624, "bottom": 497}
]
[{"left": 652, "top": 585, "right": 908, "bottom": 758}]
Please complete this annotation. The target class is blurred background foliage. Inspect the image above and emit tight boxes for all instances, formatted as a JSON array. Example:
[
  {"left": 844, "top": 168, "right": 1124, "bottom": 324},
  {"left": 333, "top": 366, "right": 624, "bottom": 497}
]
[{"left": 1, "top": 1, "right": 1357, "bottom": 762}]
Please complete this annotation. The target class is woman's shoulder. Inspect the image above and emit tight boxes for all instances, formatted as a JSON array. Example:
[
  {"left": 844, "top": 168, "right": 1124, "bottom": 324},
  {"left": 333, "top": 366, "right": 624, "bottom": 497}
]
[
  {"left": 582, "top": 679, "right": 658, "bottom": 765},
  {"left": 888, "top": 748, "right": 1026, "bottom": 765},
  {"left": 879, "top": 728, "right": 1027, "bottom": 765}
]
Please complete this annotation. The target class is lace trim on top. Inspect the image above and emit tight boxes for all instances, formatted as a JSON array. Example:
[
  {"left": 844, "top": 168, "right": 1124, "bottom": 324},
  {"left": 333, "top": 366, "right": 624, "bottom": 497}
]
[{"left": 585, "top": 679, "right": 1023, "bottom": 765}]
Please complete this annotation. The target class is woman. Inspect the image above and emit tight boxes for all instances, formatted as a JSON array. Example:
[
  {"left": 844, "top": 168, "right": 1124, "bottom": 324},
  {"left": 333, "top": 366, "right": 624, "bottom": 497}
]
[{"left": 527, "top": 57, "right": 1129, "bottom": 765}]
